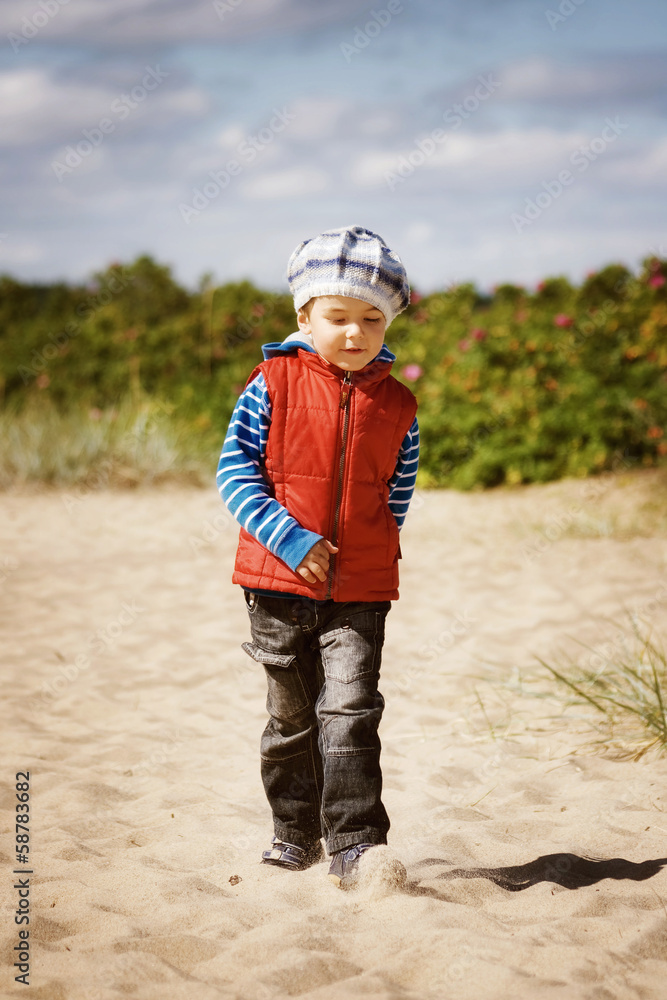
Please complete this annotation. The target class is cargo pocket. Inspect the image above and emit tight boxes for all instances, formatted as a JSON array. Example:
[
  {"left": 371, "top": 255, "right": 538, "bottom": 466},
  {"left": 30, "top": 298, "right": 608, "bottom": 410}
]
[{"left": 241, "top": 642, "right": 310, "bottom": 718}]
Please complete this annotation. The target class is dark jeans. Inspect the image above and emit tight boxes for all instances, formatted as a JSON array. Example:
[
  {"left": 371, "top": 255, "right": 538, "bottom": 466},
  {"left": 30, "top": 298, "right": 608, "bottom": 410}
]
[{"left": 242, "top": 591, "right": 392, "bottom": 855}]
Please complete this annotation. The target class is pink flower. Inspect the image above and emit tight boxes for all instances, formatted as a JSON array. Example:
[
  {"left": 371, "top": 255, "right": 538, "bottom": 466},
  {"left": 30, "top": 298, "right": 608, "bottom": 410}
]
[
  {"left": 410, "top": 290, "right": 423, "bottom": 304},
  {"left": 36, "top": 374, "right": 50, "bottom": 389},
  {"left": 554, "top": 314, "right": 573, "bottom": 327},
  {"left": 401, "top": 364, "right": 423, "bottom": 381},
  {"left": 536, "top": 281, "right": 546, "bottom": 293},
  {"left": 470, "top": 328, "right": 487, "bottom": 341},
  {"left": 458, "top": 338, "right": 471, "bottom": 351},
  {"left": 649, "top": 274, "right": 665, "bottom": 288}
]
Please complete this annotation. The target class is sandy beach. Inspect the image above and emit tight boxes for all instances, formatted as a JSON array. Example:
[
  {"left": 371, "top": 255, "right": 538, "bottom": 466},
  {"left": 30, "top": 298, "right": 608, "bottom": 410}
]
[{"left": 2, "top": 469, "right": 667, "bottom": 999}]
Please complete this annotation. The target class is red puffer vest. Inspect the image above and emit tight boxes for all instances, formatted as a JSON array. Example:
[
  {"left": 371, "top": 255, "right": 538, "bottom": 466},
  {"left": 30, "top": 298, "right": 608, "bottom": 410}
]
[{"left": 232, "top": 347, "right": 417, "bottom": 601}]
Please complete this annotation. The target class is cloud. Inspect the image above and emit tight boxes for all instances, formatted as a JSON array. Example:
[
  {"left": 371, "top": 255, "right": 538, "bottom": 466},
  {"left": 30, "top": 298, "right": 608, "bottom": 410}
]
[
  {"left": 422, "top": 51, "right": 667, "bottom": 127},
  {"left": 0, "top": 66, "right": 210, "bottom": 148},
  {"left": 496, "top": 53, "right": 667, "bottom": 112},
  {"left": 0, "top": 236, "right": 45, "bottom": 266},
  {"left": 240, "top": 165, "right": 329, "bottom": 199},
  {"left": 0, "top": 0, "right": 367, "bottom": 46},
  {"left": 0, "top": 0, "right": 542, "bottom": 48},
  {"left": 0, "top": 68, "right": 111, "bottom": 146},
  {"left": 349, "top": 127, "right": 594, "bottom": 192}
]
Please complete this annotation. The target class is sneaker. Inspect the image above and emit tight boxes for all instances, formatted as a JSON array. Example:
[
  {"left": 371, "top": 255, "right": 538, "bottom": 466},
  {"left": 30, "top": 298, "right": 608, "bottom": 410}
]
[
  {"left": 327, "top": 843, "right": 374, "bottom": 889},
  {"left": 261, "top": 835, "right": 324, "bottom": 871}
]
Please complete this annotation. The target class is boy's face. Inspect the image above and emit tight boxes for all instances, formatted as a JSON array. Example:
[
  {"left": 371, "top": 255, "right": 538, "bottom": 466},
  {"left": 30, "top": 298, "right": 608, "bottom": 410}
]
[{"left": 297, "top": 295, "right": 387, "bottom": 372}]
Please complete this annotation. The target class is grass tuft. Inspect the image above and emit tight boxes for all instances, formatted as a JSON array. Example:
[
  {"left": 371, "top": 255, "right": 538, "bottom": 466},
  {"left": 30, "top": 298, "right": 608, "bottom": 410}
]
[{"left": 535, "top": 615, "right": 667, "bottom": 759}]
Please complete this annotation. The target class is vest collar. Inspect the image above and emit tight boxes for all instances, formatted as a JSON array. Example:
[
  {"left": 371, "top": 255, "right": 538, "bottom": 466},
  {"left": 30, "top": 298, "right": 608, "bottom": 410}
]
[{"left": 261, "top": 332, "right": 396, "bottom": 387}]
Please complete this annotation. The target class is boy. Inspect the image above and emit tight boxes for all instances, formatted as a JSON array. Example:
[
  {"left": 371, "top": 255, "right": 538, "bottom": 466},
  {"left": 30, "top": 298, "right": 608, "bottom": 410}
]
[{"left": 217, "top": 225, "right": 419, "bottom": 889}]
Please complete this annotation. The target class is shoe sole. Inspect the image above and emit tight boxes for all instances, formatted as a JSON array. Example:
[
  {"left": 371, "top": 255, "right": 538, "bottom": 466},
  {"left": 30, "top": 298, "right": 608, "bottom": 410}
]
[
  {"left": 261, "top": 857, "right": 304, "bottom": 870},
  {"left": 261, "top": 844, "right": 324, "bottom": 871}
]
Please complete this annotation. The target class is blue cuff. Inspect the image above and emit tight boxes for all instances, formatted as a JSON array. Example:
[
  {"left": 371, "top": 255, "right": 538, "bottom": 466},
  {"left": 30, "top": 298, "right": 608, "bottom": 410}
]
[{"left": 272, "top": 521, "right": 324, "bottom": 572}]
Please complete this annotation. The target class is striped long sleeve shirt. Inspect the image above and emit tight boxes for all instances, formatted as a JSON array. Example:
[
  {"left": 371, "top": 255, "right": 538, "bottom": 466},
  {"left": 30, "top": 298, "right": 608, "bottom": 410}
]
[{"left": 217, "top": 337, "right": 419, "bottom": 575}]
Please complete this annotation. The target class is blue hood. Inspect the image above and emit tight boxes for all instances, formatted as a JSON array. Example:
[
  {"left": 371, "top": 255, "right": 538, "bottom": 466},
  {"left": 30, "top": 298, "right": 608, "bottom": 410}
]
[{"left": 261, "top": 331, "right": 397, "bottom": 364}]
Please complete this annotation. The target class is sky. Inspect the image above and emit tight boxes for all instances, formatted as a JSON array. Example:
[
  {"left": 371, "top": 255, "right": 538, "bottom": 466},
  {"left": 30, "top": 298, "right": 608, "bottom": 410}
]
[{"left": 1, "top": 0, "right": 667, "bottom": 295}]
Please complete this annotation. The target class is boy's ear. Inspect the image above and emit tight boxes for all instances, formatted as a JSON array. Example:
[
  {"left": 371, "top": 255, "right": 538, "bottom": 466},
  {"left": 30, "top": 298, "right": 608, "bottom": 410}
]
[{"left": 296, "top": 309, "right": 310, "bottom": 333}]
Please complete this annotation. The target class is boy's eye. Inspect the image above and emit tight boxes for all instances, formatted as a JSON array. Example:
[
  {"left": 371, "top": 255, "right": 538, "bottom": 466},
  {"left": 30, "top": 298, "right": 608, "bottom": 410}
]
[{"left": 329, "top": 316, "right": 380, "bottom": 324}]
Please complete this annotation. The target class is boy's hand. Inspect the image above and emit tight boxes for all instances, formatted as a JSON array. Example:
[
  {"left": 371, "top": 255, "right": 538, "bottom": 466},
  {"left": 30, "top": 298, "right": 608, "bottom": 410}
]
[{"left": 296, "top": 539, "right": 339, "bottom": 584}]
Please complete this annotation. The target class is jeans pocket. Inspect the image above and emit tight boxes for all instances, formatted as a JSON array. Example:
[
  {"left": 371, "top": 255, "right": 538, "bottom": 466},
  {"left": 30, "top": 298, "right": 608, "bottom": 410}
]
[
  {"left": 319, "top": 610, "right": 386, "bottom": 684},
  {"left": 241, "top": 642, "right": 295, "bottom": 669},
  {"left": 244, "top": 590, "right": 258, "bottom": 614}
]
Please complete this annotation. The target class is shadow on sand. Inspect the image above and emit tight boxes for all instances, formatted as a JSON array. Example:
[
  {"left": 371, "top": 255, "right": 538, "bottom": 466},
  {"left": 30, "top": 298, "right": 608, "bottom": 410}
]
[{"left": 407, "top": 854, "right": 667, "bottom": 893}]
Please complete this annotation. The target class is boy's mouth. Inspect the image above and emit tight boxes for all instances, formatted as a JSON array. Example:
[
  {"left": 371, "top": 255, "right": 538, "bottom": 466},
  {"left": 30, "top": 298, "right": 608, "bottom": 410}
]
[{"left": 343, "top": 347, "right": 365, "bottom": 353}]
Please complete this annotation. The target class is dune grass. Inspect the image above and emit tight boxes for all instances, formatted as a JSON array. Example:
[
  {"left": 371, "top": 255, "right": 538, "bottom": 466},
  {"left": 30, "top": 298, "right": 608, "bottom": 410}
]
[
  {"left": 534, "top": 615, "right": 667, "bottom": 759},
  {"left": 0, "top": 396, "right": 217, "bottom": 489}
]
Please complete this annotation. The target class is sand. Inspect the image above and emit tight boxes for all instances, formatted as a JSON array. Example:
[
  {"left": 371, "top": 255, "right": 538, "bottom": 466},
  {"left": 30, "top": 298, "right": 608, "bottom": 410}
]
[{"left": 2, "top": 469, "right": 667, "bottom": 999}]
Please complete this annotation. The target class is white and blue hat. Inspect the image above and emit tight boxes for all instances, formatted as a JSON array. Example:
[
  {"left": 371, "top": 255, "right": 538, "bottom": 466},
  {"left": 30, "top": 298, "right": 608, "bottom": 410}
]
[{"left": 286, "top": 225, "right": 410, "bottom": 327}]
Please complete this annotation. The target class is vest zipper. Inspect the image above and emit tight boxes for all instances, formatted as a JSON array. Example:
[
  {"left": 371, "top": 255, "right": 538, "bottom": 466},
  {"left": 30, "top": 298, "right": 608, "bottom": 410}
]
[{"left": 326, "top": 370, "right": 353, "bottom": 599}]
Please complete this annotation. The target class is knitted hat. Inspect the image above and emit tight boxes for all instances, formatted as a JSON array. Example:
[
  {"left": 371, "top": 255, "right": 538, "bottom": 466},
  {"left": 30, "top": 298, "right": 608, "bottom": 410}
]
[{"left": 286, "top": 225, "right": 410, "bottom": 327}]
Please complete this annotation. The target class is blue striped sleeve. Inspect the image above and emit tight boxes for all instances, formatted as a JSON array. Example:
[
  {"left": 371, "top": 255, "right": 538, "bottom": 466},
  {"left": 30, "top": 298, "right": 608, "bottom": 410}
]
[
  {"left": 216, "top": 373, "right": 323, "bottom": 572},
  {"left": 388, "top": 416, "right": 420, "bottom": 529}
]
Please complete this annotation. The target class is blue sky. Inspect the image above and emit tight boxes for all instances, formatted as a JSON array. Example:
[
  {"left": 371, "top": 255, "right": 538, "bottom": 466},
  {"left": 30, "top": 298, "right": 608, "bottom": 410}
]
[{"left": 2, "top": 0, "right": 667, "bottom": 294}]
